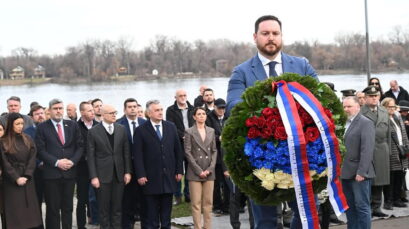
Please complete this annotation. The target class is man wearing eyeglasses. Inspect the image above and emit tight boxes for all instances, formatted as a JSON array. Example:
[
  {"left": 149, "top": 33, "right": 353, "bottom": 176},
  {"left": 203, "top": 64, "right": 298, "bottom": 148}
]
[{"left": 87, "top": 104, "right": 132, "bottom": 228}]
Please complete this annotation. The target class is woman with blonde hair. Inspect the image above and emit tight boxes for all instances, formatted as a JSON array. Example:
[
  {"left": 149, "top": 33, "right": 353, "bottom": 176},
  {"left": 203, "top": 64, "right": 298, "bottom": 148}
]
[
  {"left": 381, "top": 97, "right": 409, "bottom": 210},
  {"left": 184, "top": 107, "right": 217, "bottom": 229}
]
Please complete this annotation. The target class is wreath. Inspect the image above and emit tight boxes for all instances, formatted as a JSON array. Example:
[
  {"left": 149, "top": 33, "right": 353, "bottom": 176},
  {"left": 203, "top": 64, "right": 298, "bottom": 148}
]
[{"left": 222, "top": 73, "right": 347, "bottom": 205}]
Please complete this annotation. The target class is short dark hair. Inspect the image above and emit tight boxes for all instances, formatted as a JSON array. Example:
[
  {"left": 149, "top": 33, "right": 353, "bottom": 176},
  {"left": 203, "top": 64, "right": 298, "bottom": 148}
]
[
  {"left": 255, "top": 15, "right": 282, "bottom": 33},
  {"left": 30, "top": 104, "right": 45, "bottom": 116},
  {"left": 123, "top": 98, "right": 138, "bottom": 108},
  {"left": 203, "top": 88, "right": 214, "bottom": 94},
  {"left": 7, "top": 96, "right": 21, "bottom": 103},
  {"left": 91, "top": 98, "right": 102, "bottom": 106},
  {"left": 79, "top": 101, "right": 91, "bottom": 111}
]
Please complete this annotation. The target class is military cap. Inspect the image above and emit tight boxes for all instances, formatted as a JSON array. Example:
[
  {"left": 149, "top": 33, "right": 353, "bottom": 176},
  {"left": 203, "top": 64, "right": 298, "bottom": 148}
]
[
  {"left": 340, "top": 89, "right": 356, "bottom": 97},
  {"left": 214, "top": 98, "right": 226, "bottom": 108},
  {"left": 323, "top": 82, "right": 336, "bottom": 92},
  {"left": 398, "top": 100, "right": 409, "bottom": 111},
  {"left": 362, "top": 85, "right": 380, "bottom": 95}
]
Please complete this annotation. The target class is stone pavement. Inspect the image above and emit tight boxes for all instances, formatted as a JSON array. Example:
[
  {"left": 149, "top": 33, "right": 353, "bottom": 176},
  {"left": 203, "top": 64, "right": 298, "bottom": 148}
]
[{"left": 10, "top": 192, "right": 407, "bottom": 228}]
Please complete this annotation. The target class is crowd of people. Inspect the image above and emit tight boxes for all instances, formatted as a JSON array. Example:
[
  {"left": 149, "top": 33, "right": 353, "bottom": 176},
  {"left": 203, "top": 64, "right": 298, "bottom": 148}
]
[
  {"left": 1, "top": 14, "right": 409, "bottom": 229},
  {"left": 0, "top": 85, "right": 245, "bottom": 229}
]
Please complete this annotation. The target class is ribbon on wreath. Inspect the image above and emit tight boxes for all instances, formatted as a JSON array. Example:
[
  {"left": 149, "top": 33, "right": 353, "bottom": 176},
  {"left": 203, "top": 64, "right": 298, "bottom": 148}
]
[{"left": 275, "top": 80, "right": 348, "bottom": 229}]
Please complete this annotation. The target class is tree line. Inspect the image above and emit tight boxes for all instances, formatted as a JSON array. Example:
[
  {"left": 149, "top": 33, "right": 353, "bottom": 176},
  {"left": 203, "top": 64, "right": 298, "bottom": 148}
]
[{"left": 1, "top": 27, "right": 408, "bottom": 81}]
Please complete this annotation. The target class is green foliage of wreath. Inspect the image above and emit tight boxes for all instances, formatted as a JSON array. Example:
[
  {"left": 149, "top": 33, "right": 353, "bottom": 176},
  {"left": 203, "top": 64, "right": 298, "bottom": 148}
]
[{"left": 222, "top": 73, "right": 347, "bottom": 205}]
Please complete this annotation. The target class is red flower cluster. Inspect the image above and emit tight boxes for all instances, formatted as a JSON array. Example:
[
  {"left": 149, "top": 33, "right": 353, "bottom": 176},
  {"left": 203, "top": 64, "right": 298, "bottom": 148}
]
[
  {"left": 245, "top": 103, "right": 335, "bottom": 142},
  {"left": 246, "top": 107, "right": 286, "bottom": 140}
]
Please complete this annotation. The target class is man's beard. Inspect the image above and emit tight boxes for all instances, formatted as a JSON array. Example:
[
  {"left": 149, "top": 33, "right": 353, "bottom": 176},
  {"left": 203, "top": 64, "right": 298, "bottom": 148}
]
[
  {"left": 257, "top": 41, "right": 282, "bottom": 57},
  {"left": 206, "top": 101, "right": 213, "bottom": 105}
]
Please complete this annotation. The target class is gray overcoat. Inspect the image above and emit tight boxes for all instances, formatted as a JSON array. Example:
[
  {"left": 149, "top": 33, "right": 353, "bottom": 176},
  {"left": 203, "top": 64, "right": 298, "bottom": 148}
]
[{"left": 360, "top": 105, "right": 391, "bottom": 186}]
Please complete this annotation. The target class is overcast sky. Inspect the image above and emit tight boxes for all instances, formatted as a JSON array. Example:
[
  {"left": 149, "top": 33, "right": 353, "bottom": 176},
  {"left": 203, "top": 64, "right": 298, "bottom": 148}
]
[{"left": 1, "top": 0, "right": 408, "bottom": 55}]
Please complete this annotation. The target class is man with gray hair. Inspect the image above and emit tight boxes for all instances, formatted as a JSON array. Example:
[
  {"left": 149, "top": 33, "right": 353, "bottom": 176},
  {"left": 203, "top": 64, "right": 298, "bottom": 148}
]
[
  {"left": 381, "top": 80, "right": 409, "bottom": 104},
  {"left": 0, "top": 96, "right": 34, "bottom": 129},
  {"left": 133, "top": 100, "right": 184, "bottom": 228},
  {"left": 342, "top": 96, "right": 375, "bottom": 228},
  {"left": 35, "top": 98, "right": 83, "bottom": 229}
]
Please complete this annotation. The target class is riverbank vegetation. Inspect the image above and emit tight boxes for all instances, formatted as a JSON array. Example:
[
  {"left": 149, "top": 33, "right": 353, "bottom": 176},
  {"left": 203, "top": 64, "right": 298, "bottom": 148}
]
[{"left": 1, "top": 26, "right": 408, "bottom": 86}]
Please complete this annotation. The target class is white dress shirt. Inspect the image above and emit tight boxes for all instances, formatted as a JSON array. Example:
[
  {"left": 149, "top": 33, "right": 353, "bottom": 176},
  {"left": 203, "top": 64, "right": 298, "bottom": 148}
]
[{"left": 258, "top": 51, "right": 283, "bottom": 77}]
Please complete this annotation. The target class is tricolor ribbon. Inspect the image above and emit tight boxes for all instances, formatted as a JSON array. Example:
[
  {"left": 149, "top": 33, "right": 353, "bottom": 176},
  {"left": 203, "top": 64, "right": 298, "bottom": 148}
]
[{"left": 275, "top": 80, "right": 348, "bottom": 229}]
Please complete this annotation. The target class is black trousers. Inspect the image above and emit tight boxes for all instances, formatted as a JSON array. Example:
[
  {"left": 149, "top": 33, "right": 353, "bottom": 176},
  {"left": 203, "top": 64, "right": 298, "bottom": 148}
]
[
  {"left": 96, "top": 179, "right": 124, "bottom": 229},
  {"left": 384, "top": 170, "right": 404, "bottom": 204},
  {"left": 371, "top": 185, "right": 388, "bottom": 210},
  {"left": 121, "top": 177, "right": 142, "bottom": 229},
  {"left": 213, "top": 164, "right": 230, "bottom": 212},
  {"left": 44, "top": 178, "right": 76, "bottom": 229},
  {"left": 142, "top": 193, "right": 173, "bottom": 229},
  {"left": 76, "top": 161, "right": 90, "bottom": 229},
  {"left": 229, "top": 185, "right": 254, "bottom": 229}
]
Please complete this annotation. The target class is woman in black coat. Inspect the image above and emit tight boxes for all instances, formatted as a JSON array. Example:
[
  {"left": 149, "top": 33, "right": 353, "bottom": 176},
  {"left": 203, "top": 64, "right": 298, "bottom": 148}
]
[{"left": 0, "top": 113, "right": 42, "bottom": 229}]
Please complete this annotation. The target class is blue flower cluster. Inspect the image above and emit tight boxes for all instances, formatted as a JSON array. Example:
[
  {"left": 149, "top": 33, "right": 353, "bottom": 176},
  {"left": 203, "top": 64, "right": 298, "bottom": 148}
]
[{"left": 244, "top": 137, "right": 327, "bottom": 174}]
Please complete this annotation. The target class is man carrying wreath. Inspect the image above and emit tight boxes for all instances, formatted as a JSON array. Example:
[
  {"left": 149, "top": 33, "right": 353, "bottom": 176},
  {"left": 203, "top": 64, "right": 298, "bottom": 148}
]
[{"left": 226, "top": 15, "right": 318, "bottom": 229}]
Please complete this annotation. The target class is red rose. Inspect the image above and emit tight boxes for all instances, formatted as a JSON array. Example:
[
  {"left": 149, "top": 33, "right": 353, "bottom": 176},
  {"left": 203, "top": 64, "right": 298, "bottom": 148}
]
[
  {"left": 245, "top": 116, "right": 258, "bottom": 127},
  {"left": 262, "top": 107, "right": 274, "bottom": 117},
  {"left": 305, "top": 127, "right": 320, "bottom": 142},
  {"left": 247, "top": 127, "right": 261, "bottom": 139},
  {"left": 274, "top": 126, "right": 288, "bottom": 140},
  {"left": 271, "top": 108, "right": 282, "bottom": 121},
  {"left": 256, "top": 116, "right": 267, "bottom": 128},
  {"left": 324, "top": 108, "right": 333, "bottom": 120},
  {"left": 299, "top": 108, "right": 314, "bottom": 125},
  {"left": 261, "top": 126, "right": 273, "bottom": 139}
]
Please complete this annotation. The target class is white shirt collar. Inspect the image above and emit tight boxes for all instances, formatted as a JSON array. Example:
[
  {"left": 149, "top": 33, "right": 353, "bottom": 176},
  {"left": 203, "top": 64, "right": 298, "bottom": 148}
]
[
  {"left": 258, "top": 51, "right": 282, "bottom": 65},
  {"left": 102, "top": 121, "right": 114, "bottom": 132}
]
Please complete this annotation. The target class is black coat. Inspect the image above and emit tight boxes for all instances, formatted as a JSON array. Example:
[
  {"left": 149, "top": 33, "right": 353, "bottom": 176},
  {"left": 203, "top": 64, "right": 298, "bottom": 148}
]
[
  {"left": 205, "top": 110, "right": 228, "bottom": 169},
  {"left": 132, "top": 120, "right": 183, "bottom": 195},
  {"left": 87, "top": 123, "right": 132, "bottom": 183},
  {"left": 35, "top": 119, "right": 83, "bottom": 179},
  {"left": 165, "top": 101, "right": 194, "bottom": 142},
  {"left": 382, "top": 86, "right": 409, "bottom": 104},
  {"left": 77, "top": 119, "right": 99, "bottom": 162}
]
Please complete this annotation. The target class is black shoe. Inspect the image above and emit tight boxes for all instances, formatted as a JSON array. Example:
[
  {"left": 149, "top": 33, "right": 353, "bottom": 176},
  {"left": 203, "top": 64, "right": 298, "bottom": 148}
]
[
  {"left": 239, "top": 207, "right": 245, "bottom": 213},
  {"left": 401, "top": 197, "right": 409, "bottom": 203},
  {"left": 383, "top": 202, "right": 393, "bottom": 210},
  {"left": 372, "top": 209, "right": 388, "bottom": 217},
  {"left": 393, "top": 201, "right": 407, "bottom": 208},
  {"left": 330, "top": 218, "right": 345, "bottom": 225},
  {"left": 184, "top": 196, "right": 191, "bottom": 203}
]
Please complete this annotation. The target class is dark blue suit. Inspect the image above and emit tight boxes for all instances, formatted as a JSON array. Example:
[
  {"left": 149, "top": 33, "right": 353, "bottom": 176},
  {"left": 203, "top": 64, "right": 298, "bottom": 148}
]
[
  {"left": 116, "top": 116, "right": 146, "bottom": 229},
  {"left": 226, "top": 53, "right": 317, "bottom": 115},
  {"left": 35, "top": 119, "right": 83, "bottom": 229},
  {"left": 226, "top": 52, "right": 318, "bottom": 229},
  {"left": 133, "top": 120, "right": 183, "bottom": 229}
]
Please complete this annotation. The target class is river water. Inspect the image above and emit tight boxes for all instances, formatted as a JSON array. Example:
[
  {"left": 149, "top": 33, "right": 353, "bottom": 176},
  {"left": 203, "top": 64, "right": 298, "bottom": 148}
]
[{"left": 0, "top": 73, "right": 408, "bottom": 116}]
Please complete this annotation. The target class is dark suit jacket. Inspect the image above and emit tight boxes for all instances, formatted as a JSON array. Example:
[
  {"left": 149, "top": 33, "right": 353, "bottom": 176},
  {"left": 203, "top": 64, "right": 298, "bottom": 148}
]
[
  {"left": 205, "top": 111, "right": 227, "bottom": 167},
  {"left": 116, "top": 116, "right": 146, "bottom": 145},
  {"left": 132, "top": 120, "right": 183, "bottom": 195},
  {"left": 35, "top": 119, "right": 83, "bottom": 179},
  {"left": 341, "top": 114, "right": 376, "bottom": 179},
  {"left": 87, "top": 123, "right": 132, "bottom": 183},
  {"left": 226, "top": 52, "right": 317, "bottom": 115},
  {"left": 77, "top": 119, "right": 99, "bottom": 162}
]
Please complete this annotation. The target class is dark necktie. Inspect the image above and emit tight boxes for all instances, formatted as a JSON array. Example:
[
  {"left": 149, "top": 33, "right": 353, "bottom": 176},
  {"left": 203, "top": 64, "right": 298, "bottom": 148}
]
[
  {"left": 132, "top": 121, "right": 137, "bottom": 133},
  {"left": 268, "top": 61, "right": 278, "bottom": 77},
  {"left": 57, "top": 123, "right": 65, "bottom": 145},
  {"left": 155, "top": 125, "right": 162, "bottom": 140}
]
